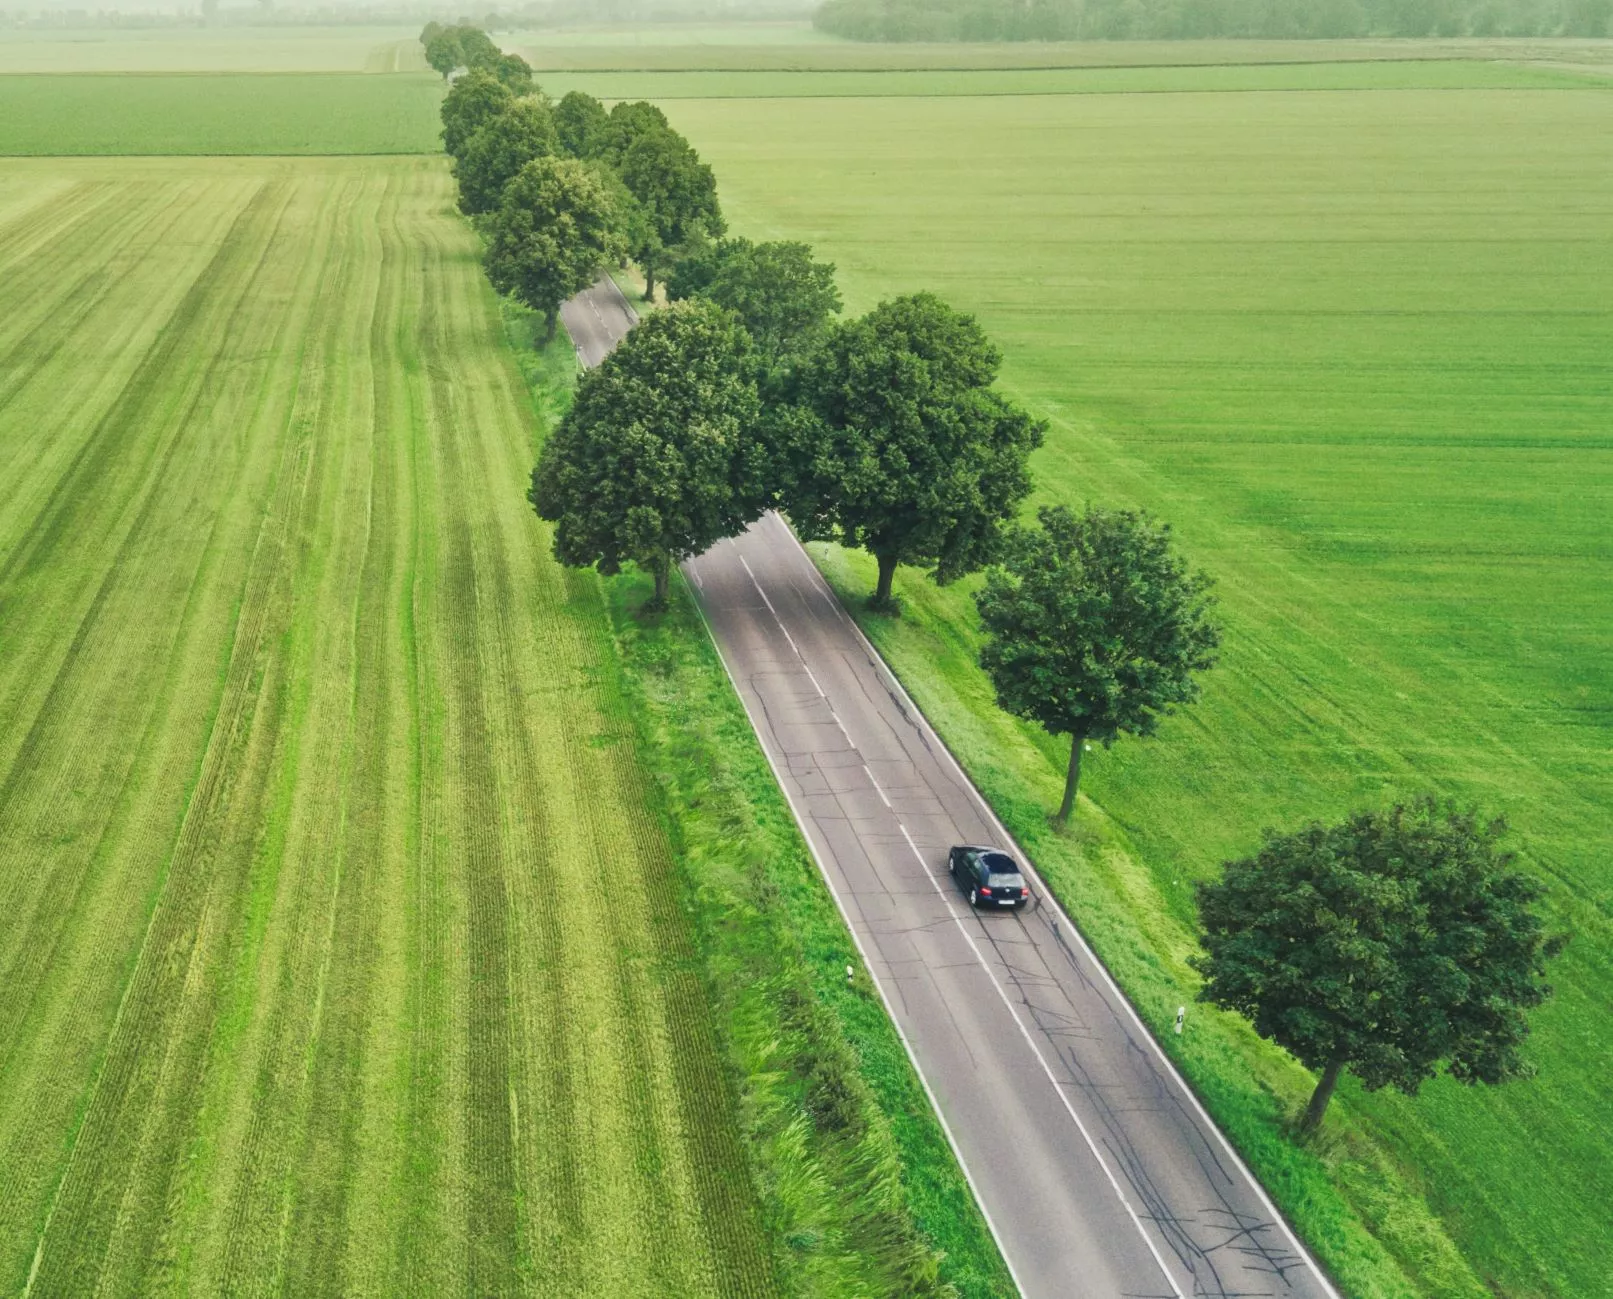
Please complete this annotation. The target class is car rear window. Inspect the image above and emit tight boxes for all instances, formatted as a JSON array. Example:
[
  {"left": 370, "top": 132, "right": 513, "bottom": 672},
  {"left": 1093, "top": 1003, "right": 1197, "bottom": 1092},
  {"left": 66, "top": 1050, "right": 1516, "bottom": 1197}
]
[{"left": 981, "top": 852, "right": 1019, "bottom": 875}]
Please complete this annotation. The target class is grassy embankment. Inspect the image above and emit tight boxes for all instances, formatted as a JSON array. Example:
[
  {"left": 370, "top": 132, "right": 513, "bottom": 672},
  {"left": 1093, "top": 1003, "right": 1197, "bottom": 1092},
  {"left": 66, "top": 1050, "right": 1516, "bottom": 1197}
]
[
  {"left": 559, "top": 64, "right": 1611, "bottom": 1298},
  {"left": 504, "top": 304, "right": 1016, "bottom": 1299}
]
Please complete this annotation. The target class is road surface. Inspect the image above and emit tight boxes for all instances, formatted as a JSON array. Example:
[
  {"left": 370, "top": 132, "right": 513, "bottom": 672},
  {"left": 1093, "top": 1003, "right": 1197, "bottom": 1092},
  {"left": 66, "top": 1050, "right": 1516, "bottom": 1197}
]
[{"left": 563, "top": 276, "right": 1339, "bottom": 1299}]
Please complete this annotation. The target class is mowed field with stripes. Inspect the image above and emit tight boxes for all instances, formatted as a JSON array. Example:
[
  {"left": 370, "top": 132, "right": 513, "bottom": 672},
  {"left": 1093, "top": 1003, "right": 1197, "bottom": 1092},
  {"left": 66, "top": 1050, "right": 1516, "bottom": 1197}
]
[{"left": 0, "top": 158, "right": 775, "bottom": 1296}]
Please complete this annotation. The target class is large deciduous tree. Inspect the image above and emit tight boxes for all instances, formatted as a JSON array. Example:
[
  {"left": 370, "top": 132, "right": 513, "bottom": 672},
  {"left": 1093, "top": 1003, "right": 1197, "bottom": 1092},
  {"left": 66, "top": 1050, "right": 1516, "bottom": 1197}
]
[
  {"left": 784, "top": 292, "right": 1043, "bottom": 608},
  {"left": 440, "top": 68, "right": 512, "bottom": 160},
  {"left": 618, "top": 128, "right": 723, "bottom": 302},
  {"left": 974, "top": 504, "right": 1218, "bottom": 822},
  {"left": 453, "top": 97, "right": 559, "bottom": 216},
  {"left": 483, "top": 157, "right": 627, "bottom": 342},
  {"left": 530, "top": 301, "right": 764, "bottom": 608},
  {"left": 667, "top": 237, "right": 841, "bottom": 365},
  {"left": 489, "top": 51, "right": 534, "bottom": 92},
  {"left": 599, "top": 99, "right": 670, "bottom": 162},
  {"left": 423, "top": 26, "right": 463, "bottom": 78},
  {"left": 554, "top": 90, "right": 611, "bottom": 158},
  {"left": 1194, "top": 800, "right": 1565, "bottom": 1136}
]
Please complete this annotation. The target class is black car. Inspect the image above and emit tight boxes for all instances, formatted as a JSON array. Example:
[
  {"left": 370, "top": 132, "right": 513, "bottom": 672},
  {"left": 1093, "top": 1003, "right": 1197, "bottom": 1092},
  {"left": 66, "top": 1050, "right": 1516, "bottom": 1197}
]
[{"left": 948, "top": 845, "right": 1031, "bottom": 909}]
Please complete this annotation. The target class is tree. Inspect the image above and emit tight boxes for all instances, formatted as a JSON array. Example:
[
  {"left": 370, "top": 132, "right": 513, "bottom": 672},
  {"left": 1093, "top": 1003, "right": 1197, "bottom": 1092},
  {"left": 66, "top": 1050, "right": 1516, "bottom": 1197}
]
[
  {"left": 489, "top": 51, "right": 535, "bottom": 92},
  {"left": 974, "top": 504, "right": 1217, "bottom": 822},
  {"left": 530, "top": 301, "right": 765, "bottom": 608},
  {"left": 453, "top": 98, "right": 559, "bottom": 216},
  {"left": 598, "top": 99, "right": 670, "bottom": 163},
  {"left": 1194, "top": 800, "right": 1565, "bottom": 1136},
  {"left": 440, "top": 68, "right": 512, "bottom": 160},
  {"left": 424, "top": 27, "right": 463, "bottom": 78},
  {"left": 618, "top": 128, "right": 724, "bottom": 302},
  {"left": 784, "top": 293, "right": 1044, "bottom": 608},
  {"left": 484, "top": 158, "right": 627, "bottom": 343},
  {"left": 554, "top": 90, "right": 610, "bottom": 158},
  {"left": 667, "top": 237, "right": 841, "bottom": 364},
  {"left": 454, "top": 25, "right": 501, "bottom": 69}
]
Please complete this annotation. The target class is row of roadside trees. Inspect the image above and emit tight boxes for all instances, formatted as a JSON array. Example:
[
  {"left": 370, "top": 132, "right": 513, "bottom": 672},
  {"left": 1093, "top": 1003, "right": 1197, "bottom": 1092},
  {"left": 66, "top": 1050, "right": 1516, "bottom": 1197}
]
[{"left": 427, "top": 24, "right": 1563, "bottom": 1141}]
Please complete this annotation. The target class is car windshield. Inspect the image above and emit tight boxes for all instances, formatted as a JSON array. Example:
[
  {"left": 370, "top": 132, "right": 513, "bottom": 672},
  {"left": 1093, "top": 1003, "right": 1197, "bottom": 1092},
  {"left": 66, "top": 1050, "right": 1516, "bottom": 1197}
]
[{"left": 981, "top": 852, "right": 1019, "bottom": 876}]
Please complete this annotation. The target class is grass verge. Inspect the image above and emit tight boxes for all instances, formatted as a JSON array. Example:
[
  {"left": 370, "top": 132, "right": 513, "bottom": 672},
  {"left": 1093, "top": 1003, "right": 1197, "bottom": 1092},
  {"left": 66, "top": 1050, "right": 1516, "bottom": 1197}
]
[{"left": 506, "top": 305, "right": 1016, "bottom": 1299}]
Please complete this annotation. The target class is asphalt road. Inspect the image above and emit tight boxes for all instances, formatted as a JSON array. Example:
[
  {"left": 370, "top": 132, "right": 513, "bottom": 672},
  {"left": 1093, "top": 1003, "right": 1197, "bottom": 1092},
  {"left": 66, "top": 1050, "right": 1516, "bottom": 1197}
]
[{"left": 563, "top": 276, "right": 1339, "bottom": 1299}]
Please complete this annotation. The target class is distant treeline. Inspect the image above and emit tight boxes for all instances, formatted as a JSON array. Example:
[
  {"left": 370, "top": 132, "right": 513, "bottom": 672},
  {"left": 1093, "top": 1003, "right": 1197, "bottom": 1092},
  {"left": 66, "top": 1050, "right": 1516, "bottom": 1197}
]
[{"left": 813, "top": 0, "right": 1612, "bottom": 39}]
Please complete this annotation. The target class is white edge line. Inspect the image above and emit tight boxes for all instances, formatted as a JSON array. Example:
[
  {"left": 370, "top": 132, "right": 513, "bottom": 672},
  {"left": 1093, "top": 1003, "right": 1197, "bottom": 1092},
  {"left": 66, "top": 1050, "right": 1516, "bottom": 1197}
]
[
  {"left": 738, "top": 541, "right": 1182, "bottom": 1293},
  {"left": 682, "top": 555, "right": 1033, "bottom": 1299},
  {"left": 562, "top": 297, "right": 1027, "bottom": 1293},
  {"left": 782, "top": 517, "right": 1343, "bottom": 1299},
  {"left": 894, "top": 824, "right": 1187, "bottom": 1299}
]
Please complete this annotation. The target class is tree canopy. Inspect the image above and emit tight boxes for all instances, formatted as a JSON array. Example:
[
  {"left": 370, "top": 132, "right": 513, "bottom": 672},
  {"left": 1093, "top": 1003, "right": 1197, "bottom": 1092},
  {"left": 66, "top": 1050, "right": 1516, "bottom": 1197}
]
[
  {"left": 530, "top": 301, "right": 765, "bottom": 608},
  {"left": 599, "top": 99, "right": 671, "bottom": 163},
  {"left": 488, "top": 51, "right": 535, "bottom": 93},
  {"left": 440, "top": 69, "right": 513, "bottom": 160},
  {"left": 783, "top": 292, "right": 1043, "bottom": 607},
  {"left": 423, "top": 22, "right": 501, "bottom": 77},
  {"left": 668, "top": 237, "right": 841, "bottom": 366},
  {"left": 484, "top": 158, "right": 627, "bottom": 342},
  {"left": 974, "top": 503, "right": 1218, "bottom": 821},
  {"left": 453, "top": 97, "right": 559, "bottom": 216},
  {"left": 618, "top": 128, "right": 724, "bottom": 301},
  {"left": 554, "top": 90, "right": 611, "bottom": 159},
  {"left": 1194, "top": 800, "right": 1565, "bottom": 1134}
]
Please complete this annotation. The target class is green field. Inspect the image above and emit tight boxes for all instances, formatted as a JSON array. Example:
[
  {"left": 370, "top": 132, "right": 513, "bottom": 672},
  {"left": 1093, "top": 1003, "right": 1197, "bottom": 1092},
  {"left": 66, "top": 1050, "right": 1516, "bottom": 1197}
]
[
  {"left": 0, "top": 26, "right": 426, "bottom": 73},
  {"left": 534, "top": 57, "right": 1600, "bottom": 98},
  {"left": 0, "top": 74, "right": 442, "bottom": 155},
  {"left": 513, "top": 25, "right": 1613, "bottom": 71},
  {"left": 612, "top": 78, "right": 1613, "bottom": 1296},
  {"left": 0, "top": 155, "right": 785, "bottom": 1296}
]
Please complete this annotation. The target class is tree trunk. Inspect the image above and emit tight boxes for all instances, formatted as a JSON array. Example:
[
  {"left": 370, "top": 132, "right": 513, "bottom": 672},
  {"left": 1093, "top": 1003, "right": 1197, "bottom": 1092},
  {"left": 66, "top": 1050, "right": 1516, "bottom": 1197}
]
[
  {"left": 1056, "top": 729, "right": 1087, "bottom": 825},
  {"left": 873, "top": 553, "right": 898, "bottom": 607},
  {"left": 1300, "top": 1056, "right": 1346, "bottom": 1136},
  {"left": 644, "top": 262, "right": 656, "bottom": 303},
  {"left": 543, "top": 308, "right": 558, "bottom": 344},
  {"left": 649, "top": 553, "right": 671, "bottom": 610}
]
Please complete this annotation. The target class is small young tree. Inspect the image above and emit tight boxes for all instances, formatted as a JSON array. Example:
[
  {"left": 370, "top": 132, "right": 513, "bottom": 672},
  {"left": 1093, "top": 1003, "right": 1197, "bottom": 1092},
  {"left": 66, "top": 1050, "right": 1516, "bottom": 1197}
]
[
  {"left": 618, "top": 128, "right": 724, "bottom": 302},
  {"left": 785, "top": 292, "right": 1044, "bottom": 607},
  {"left": 554, "top": 90, "right": 610, "bottom": 158},
  {"left": 667, "top": 237, "right": 841, "bottom": 365},
  {"left": 1194, "top": 800, "right": 1565, "bottom": 1136},
  {"left": 484, "top": 158, "right": 627, "bottom": 342},
  {"left": 453, "top": 98, "right": 559, "bottom": 216},
  {"left": 530, "top": 301, "right": 764, "bottom": 609},
  {"left": 974, "top": 504, "right": 1218, "bottom": 822},
  {"left": 439, "top": 68, "right": 512, "bottom": 159}
]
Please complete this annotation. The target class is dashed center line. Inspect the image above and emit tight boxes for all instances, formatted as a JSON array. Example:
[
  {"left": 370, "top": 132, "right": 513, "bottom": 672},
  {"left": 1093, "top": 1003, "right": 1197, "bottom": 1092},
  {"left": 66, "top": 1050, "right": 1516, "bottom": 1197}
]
[{"left": 735, "top": 546, "right": 1188, "bottom": 1299}]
